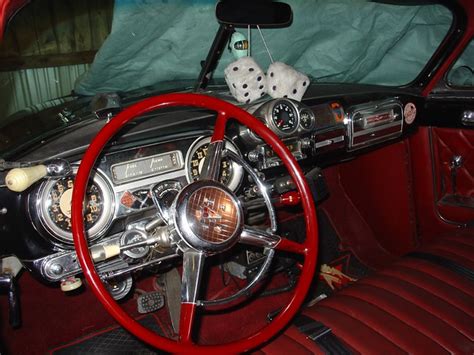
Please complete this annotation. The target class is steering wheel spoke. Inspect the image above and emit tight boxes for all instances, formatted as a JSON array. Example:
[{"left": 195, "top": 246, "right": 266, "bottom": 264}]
[
  {"left": 179, "top": 250, "right": 205, "bottom": 343},
  {"left": 199, "top": 140, "right": 224, "bottom": 181},
  {"left": 200, "top": 112, "right": 228, "bottom": 182},
  {"left": 240, "top": 226, "right": 307, "bottom": 255}
]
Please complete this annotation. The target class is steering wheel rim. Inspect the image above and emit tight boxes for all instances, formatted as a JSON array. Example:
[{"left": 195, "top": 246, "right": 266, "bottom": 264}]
[{"left": 71, "top": 93, "right": 319, "bottom": 354}]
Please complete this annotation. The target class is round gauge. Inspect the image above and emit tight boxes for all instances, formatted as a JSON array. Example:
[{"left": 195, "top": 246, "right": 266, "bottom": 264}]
[
  {"left": 270, "top": 100, "right": 299, "bottom": 135},
  {"left": 36, "top": 167, "right": 114, "bottom": 245},
  {"left": 300, "top": 108, "right": 315, "bottom": 130},
  {"left": 186, "top": 137, "right": 243, "bottom": 192}
]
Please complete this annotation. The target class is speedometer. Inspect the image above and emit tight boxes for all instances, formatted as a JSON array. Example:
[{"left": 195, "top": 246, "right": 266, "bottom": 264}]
[
  {"left": 270, "top": 100, "right": 299, "bottom": 135},
  {"left": 186, "top": 136, "right": 243, "bottom": 192},
  {"left": 36, "top": 167, "right": 114, "bottom": 245}
]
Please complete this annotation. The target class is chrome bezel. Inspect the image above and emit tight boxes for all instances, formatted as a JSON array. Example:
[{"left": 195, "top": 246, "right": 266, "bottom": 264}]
[
  {"left": 171, "top": 180, "right": 244, "bottom": 254},
  {"left": 266, "top": 99, "right": 300, "bottom": 137},
  {"left": 346, "top": 98, "right": 404, "bottom": 150},
  {"left": 110, "top": 150, "right": 184, "bottom": 185},
  {"left": 35, "top": 166, "right": 115, "bottom": 245},
  {"left": 185, "top": 136, "right": 243, "bottom": 192},
  {"left": 299, "top": 108, "right": 316, "bottom": 131}
]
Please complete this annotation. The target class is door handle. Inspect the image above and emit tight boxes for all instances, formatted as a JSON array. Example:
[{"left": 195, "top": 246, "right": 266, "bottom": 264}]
[{"left": 461, "top": 110, "right": 474, "bottom": 126}]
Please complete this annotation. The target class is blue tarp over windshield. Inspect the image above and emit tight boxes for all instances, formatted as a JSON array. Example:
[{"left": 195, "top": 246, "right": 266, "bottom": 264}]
[{"left": 75, "top": 0, "right": 452, "bottom": 95}]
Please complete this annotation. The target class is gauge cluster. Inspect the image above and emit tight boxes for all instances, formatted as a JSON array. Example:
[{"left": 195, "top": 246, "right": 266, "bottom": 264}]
[
  {"left": 256, "top": 98, "right": 342, "bottom": 138},
  {"left": 29, "top": 98, "right": 347, "bottom": 247},
  {"left": 29, "top": 136, "right": 245, "bottom": 247},
  {"left": 242, "top": 98, "right": 345, "bottom": 169},
  {"left": 27, "top": 98, "right": 348, "bottom": 247}
]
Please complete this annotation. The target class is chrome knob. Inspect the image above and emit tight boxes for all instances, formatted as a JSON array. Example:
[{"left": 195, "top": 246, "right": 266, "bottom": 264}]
[
  {"left": 247, "top": 150, "right": 262, "bottom": 163},
  {"left": 50, "top": 263, "right": 64, "bottom": 276},
  {"left": 301, "top": 137, "right": 313, "bottom": 150}
]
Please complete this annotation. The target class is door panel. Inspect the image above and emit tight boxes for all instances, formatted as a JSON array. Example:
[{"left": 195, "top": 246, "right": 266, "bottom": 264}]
[{"left": 430, "top": 126, "right": 474, "bottom": 224}]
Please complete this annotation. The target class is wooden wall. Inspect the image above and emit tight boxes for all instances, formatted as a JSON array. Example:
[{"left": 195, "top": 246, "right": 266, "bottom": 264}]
[{"left": 0, "top": 0, "right": 114, "bottom": 71}]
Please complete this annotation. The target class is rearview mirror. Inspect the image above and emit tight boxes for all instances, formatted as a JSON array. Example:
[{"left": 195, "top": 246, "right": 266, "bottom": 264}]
[{"left": 216, "top": 0, "right": 293, "bottom": 28}]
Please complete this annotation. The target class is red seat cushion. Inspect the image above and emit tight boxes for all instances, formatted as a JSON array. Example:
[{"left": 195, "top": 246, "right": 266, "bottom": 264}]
[{"left": 258, "top": 232, "right": 474, "bottom": 354}]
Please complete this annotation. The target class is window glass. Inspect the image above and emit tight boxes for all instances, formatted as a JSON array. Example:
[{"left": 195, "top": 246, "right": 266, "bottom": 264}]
[
  {"left": 75, "top": 0, "right": 453, "bottom": 95},
  {"left": 447, "top": 39, "right": 474, "bottom": 87}
]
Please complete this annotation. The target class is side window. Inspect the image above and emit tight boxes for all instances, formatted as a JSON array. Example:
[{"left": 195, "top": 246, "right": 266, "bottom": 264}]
[{"left": 447, "top": 39, "right": 474, "bottom": 87}]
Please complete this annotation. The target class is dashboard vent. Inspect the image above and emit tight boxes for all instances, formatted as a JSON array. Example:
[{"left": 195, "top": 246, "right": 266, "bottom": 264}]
[{"left": 347, "top": 99, "right": 403, "bottom": 150}]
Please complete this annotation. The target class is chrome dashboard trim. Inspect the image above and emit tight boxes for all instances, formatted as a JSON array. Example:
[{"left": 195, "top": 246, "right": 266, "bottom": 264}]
[
  {"left": 352, "top": 121, "right": 402, "bottom": 137},
  {"left": 113, "top": 168, "right": 185, "bottom": 193},
  {"left": 314, "top": 136, "right": 345, "bottom": 149},
  {"left": 109, "top": 150, "right": 184, "bottom": 185},
  {"left": 346, "top": 98, "right": 404, "bottom": 150}
]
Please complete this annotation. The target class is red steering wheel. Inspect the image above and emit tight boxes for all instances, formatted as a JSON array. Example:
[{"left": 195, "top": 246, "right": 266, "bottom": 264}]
[{"left": 72, "top": 93, "right": 319, "bottom": 354}]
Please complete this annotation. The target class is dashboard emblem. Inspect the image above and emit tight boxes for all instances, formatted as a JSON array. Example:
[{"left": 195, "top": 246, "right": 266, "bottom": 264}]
[{"left": 186, "top": 186, "right": 240, "bottom": 244}]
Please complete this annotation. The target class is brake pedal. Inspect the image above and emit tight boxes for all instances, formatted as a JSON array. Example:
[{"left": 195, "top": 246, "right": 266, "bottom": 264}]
[{"left": 137, "top": 291, "right": 165, "bottom": 314}]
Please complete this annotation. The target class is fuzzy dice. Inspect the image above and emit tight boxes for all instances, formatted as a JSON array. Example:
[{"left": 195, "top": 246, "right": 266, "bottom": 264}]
[
  {"left": 224, "top": 57, "right": 267, "bottom": 104},
  {"left": 266, "top": 62, "right": 310, "bottom": 101}
]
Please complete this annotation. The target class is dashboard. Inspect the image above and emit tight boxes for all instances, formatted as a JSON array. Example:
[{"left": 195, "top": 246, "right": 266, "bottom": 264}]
[
  {"left": 27, "top": 98, "right": 351, "bottom": 251},
  {"left": 0, "top": 89, "right": 423, "bottom": 297}
]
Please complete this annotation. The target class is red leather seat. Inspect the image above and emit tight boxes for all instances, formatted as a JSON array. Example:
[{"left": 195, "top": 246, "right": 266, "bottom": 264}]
[{"left": 258, "top": 232, "right": 474, "bottom": 354}]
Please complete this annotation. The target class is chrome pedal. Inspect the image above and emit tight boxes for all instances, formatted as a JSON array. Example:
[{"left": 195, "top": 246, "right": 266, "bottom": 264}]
[{"left": 137, "top": 291, "right": 165, "bottom": 314}]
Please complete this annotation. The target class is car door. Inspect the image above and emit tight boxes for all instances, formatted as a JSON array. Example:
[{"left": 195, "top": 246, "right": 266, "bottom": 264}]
[{"left": 417, "top": 39, "right": 474, "bottom": 227}]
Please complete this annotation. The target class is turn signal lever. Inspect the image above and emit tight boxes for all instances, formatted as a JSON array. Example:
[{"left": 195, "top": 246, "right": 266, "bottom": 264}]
[
  {"left": 0, "top": 273, "right": 20, "bottom": 328},
  {"left": 3, "top": 158, "right": 72, "bottom": 192},
  {"left": 273, "top": 191, "right": 301, "bottom": 207}
]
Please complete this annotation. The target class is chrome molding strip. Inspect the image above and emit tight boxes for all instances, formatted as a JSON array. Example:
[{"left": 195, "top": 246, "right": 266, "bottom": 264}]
[{"left": 352, "top": 121, "right": 402, "bottom": 137}]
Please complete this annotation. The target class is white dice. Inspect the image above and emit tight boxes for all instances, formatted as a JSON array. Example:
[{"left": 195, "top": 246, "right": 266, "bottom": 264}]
[
  {"left": 266, "top": 62, "right": 310, "bottom": 101},
  {"left": 224, "top": 57, "right": 267, "bottom": 104}
]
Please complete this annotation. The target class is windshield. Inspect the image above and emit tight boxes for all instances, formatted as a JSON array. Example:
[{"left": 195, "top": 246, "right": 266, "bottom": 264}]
[{"left": 75, "top": 0, "right": 452, "bottom": 95}]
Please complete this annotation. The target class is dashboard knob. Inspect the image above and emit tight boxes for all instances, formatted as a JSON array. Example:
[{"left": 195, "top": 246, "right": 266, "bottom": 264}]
[
  {"left": 60, "top": 276, "right": 82, "bottom": 292},
  {"left": 49, "top": 263, "right": 64, "bottom": 276},
  {"left": 5, "top": 165, "right": 47, "bottom": 192},
  {"left": 301, "top": 137, "right": 313, "bottom": 150},
  {"left": 247, "top": 150, "right": 262, "bottom": 163}
]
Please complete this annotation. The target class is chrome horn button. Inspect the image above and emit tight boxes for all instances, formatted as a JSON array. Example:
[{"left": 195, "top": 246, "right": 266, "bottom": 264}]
[{"left": 172, "top": 180, "right": 243, "bottom": 253}]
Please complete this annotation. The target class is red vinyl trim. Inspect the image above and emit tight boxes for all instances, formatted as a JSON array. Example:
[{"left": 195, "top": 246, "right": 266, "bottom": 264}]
[
  {"left": 381, "top": 267, "right": 474, "bottom": 311},
  {"left": 321, "top": 297, "right": 447, "bottom": 354},
  {"left": 305, "top": 307, "right": 406, "bottom": 355},
  {"left": 261, "top": 234, "right": 474, "bottom": 355},
  {"left": 341, "top": 285, "right": 470, "bottom": 353},
  {"left": 360, "top": 275, "right": 474, "bottom": 340}
]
